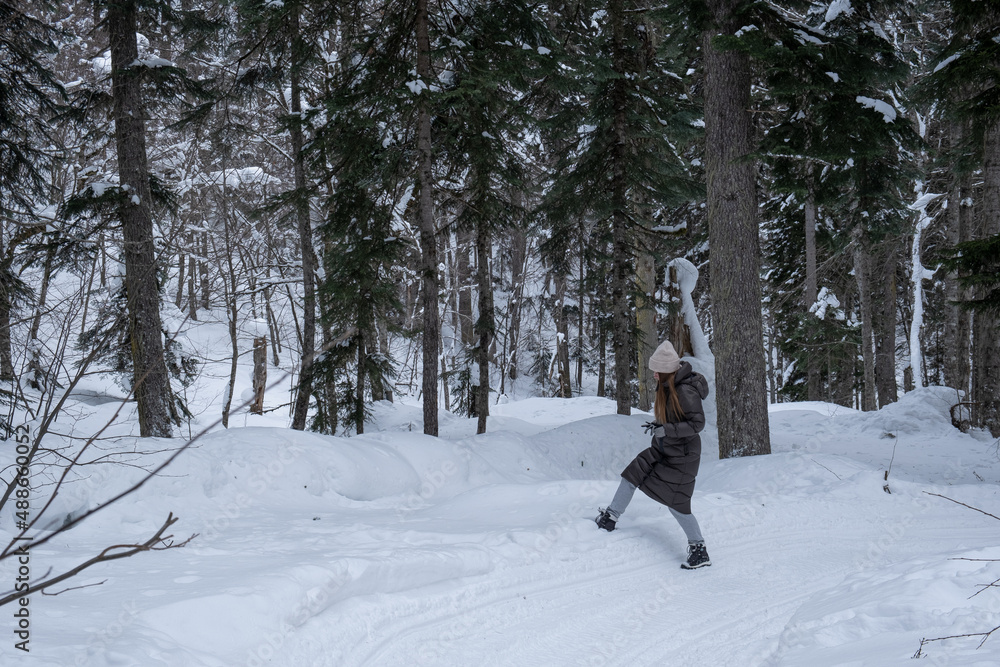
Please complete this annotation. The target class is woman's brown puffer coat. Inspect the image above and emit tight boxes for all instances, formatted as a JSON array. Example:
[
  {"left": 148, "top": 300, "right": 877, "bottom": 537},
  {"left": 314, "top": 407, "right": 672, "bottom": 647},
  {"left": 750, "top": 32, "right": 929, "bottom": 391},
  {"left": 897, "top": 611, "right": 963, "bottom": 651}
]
[{"left": 621, "top": 361, "right": 709, "bottom": 514}]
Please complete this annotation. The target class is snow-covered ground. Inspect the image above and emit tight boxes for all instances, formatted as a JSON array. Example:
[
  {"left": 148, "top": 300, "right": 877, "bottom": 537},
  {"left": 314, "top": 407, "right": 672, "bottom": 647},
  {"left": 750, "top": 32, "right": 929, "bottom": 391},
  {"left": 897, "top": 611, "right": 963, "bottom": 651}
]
[{"left": 3, "top": 379, "right": 1000, "bottom": 666}]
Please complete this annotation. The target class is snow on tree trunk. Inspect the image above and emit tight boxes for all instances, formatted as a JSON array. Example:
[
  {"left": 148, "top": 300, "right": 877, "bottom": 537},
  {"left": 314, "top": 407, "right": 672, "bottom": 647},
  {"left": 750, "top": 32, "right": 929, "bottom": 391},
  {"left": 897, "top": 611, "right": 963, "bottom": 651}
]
[
  {"left": 907, "top": 191, "right": 943, "bottom": 391},
  {"left": 667, "top": 258, "right": 717, "bottom": 431}
]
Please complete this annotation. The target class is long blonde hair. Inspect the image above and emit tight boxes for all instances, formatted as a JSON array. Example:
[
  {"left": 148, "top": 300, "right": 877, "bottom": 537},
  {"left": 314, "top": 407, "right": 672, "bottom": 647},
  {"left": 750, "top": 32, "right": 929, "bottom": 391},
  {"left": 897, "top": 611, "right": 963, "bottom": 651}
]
[{"left": 654, "top": 372, "right": 685, "bottom": 424}]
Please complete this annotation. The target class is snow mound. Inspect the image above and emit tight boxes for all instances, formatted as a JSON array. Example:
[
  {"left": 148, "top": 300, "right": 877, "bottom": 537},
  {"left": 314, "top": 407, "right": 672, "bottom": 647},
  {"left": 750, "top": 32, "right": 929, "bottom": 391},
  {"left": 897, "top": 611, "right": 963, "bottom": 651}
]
[{"left": 854, "top": 386, "right": 963, "bottom": 436}]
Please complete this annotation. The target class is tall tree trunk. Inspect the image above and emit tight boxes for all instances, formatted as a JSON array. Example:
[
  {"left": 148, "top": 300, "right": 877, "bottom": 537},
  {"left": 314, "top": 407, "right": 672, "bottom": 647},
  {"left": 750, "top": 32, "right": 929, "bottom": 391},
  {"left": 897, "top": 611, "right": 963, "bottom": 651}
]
[
  {"left": 456, "top": 228, "right": 474, "bottom": 346},
  {"left": 554, "top": 272, "right": 572, "bottom": 398},
  {"left": 290, "top": 6, "right": 317, "bottom": 431},
  {"left": 27, "top": 244, "right": 55, "bottom": 343},
  {"left": 175, "top": 239, "right": 186, "bottom": 310},
  {"left": 507, "top": 225, "right": 526, "bottom": 381},
  {"left": 379, "top": 319, "right": 393, "bottom": 403},
  {"left": 356, "top": 328, "right": 366, "bottom": 435},
  {"left": 944, "top": 173, "right": 972, "bottom": 394},
  {"left": 0, "top": 272, "right": 12, "bottom": 381},
  {"left": 199, "top": 230, "right": 209, "bottom": 309},
  {"left": 577, "top": 222, "right": 586, "bottom": 388},
  {"left": 703, "top": 0, "right": 770, "bottom": 457},
  {"left": 853, "top": 227, "right": 877, "bottom": 411},
  {"left": 596, "top": 316, "right": 607, "bottom": 398},
  {"left": 973, "top": 121, "right": 1000, "bottom": 435},
  {"left": 610, "top": 0, "right": 632, "bottom": 415},
  {"left": 803, "top": 183, "right": 821, "bottom": 401},
  {"left": 416, "top": 0, "right": 440, "bottom": 436},
  {"left": 219, "top": 177, "right": 239, "bottom": 429},
  {"left": 874, "top": 240, "right": 898, "bottom": 407},
  {"left": 369, "top": 322, "right": 384, "bottom": 402},
  {"left": 475, "top": 219, "right": 493, "bottom": 434},
  {"left": 320, "top": 324, "right": 338, "bottom": 433},
  {"left": 187, "top": 251, "right": 198, "bottom": 321},
  {"left": 636, "top": 242, "right": 656, "bottom": 412},
  {"left": 108, "top": 0, "right": 173, "bottom": 437}
]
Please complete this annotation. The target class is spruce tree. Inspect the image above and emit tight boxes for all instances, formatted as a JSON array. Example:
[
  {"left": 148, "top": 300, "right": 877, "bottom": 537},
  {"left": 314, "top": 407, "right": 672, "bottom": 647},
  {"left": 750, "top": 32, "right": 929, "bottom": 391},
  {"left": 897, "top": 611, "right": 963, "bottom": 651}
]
[
  {"left": 431, "top": 0, "right": 550, "bottom": 433},
  {"left": 541, "top": 0, "right": 700, "bottom": 416},
  {"left": 0, "top": 3, "right": 64, "bottom": 387},
  {"left": 756, "top": 0, "right": 917, "bottom": 409},
  {"left": 918, "top": 0, "right": 1000, "bottom": 434},
  {"left": 231, "top": 0, "right": 327, "bottom": 431}
]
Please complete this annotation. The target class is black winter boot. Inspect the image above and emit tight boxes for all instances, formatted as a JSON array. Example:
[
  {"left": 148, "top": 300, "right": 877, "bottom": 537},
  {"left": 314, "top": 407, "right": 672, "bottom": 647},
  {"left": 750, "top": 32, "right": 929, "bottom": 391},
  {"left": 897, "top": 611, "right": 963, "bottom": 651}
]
[
  {"left": 681, "top": 542, "right": 711, "bottom": 569},
  {"left": 595, "top": 508, "right": 617, "bottom": 532}
]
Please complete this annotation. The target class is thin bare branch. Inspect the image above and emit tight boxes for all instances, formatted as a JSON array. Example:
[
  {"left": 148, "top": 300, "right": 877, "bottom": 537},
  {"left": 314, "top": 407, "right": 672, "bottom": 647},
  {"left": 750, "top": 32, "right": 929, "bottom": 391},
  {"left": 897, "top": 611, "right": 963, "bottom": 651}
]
[
  {"left": 0, "top": 513, "right": 192, "bottom": 607},
  {"left": 924, "top": 492, "right": 1000, "bottom": 522}
]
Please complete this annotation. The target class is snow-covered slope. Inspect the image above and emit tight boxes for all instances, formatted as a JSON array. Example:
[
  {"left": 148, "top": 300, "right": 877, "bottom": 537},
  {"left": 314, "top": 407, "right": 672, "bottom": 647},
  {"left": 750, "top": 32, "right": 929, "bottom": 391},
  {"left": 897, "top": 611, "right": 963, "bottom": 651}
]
[{"left": 2, "top": 389, "right": 999, "bottom": 666}]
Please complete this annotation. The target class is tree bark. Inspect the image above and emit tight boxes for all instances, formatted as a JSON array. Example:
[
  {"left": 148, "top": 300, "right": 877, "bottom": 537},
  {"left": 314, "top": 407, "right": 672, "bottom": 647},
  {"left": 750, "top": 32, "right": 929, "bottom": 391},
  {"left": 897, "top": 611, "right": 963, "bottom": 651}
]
[
  {"left": 610, "top": 0, "right": 632, "bottom": 415},
  {"left": 577, "top": 222, "right": 586, "bottom": 388},
  {"left": 29, "top": 245, "right": 56, "bottom": 342},
  {"left": 636, "top": 243, "right": 656, "bottom": 412},
  {"left": 973, "top": 121, "right": 1000, "bottom": 435},
  {"left": 0, "top": 273, "right": 12, "bottom": 381},
  {"left": 356, "top": 328, "right": 366, "bottom": 435},
  {"left": 853, "top": 227, "right": 877, "bottom": 411},
  {"left": 456, "top": 228, "right": 474, "bottom": 346},
  {"left": 108, "top": 0, "right": 173, "bottom": 437},
  {"left": 944, "top": 172, "right": 972, "bottom": 395},
  {"left": 416, "top": 0, "right": 440, "bottom": 436},
  {"left": 251, "top": 336, "right": 267, "bottom": 415},
  {"left": 554, "top": 272, "right": 572, "bottom": 398},
  {"left": 803, "top": 184, "right": 821, "bottom": 401},
  {"left": 175, "top": 241, "right": 186, "bottom": 310},
  {"left": 475, "top": 219, "right": 493, "bottom": 434},
  {"left": 187, "top": 245, "right": 197, "bottom": 321},
  {"left": 703, "top": 0, "right": 771, "bottom": 457},
  {"left": 199, "top": 230, "right": 209, "bottom": 309},
  {"left": 289, "top": 5, "right": 317, "bottom": 431},
  {"left": 874, "top": 240, "right": 898, "bottom": 407},
  {"left": 507, "top": 225, "right": 526, "bottom": 382}
]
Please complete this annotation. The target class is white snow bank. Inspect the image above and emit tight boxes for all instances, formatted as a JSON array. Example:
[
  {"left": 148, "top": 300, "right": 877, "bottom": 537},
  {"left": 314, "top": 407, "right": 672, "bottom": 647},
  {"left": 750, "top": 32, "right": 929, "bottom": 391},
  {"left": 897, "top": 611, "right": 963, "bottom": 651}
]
[{"left": 770, "top": 548, "right": 1000, "bottom": 665}]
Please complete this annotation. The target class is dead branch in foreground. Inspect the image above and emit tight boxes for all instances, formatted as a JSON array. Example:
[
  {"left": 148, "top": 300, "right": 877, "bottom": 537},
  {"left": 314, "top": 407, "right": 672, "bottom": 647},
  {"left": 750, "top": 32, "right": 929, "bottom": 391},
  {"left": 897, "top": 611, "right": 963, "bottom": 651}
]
[{"left": 0, "top": 512, "right": 194, "bottom": 607}]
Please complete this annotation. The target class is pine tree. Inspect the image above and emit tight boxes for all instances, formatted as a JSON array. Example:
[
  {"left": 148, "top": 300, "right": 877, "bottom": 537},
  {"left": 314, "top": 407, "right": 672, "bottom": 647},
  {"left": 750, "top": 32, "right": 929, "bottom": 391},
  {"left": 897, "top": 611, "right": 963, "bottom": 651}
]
[
  {"left": 918, "top": 0, "right": 1000, "bottom": 434},
  {"left": 431, "top": 0, "right": 550, "bottom": 433},
  {"left": 754, "top": 0, "right": 916, "bottom": 411},
  {"left": 105, "top": 0, "right": 180, "bottom": 437},
  {"left": 542, "top": 0, "right": 700, "bottom": 416},
  {"left": 59, "top": 0, "right": 216, "bottom": 436},
  {"left": 0, "top": 3, "right": 64, "bottom": 386},
  {"left": 231, "top": 0, "right": 327, "bottom": 431}
]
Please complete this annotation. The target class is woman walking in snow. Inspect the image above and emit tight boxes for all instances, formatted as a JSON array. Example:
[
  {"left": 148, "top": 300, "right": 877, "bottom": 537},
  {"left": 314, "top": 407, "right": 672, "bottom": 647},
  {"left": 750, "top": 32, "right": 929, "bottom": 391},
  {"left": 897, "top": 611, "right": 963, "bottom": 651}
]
[{"left": 595, "top": 340, "right": 712, "bottom": 570}]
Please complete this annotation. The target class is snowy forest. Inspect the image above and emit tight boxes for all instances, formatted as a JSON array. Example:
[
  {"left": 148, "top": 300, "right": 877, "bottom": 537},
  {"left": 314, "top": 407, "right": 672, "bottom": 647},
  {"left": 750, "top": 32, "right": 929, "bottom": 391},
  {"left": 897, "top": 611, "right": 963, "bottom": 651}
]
[
  {"left": 2, "top": 0, "right": 1000, "bottom": 664},
  {"left": 3, "top": 0, "right": 999, "bottom": 446}
]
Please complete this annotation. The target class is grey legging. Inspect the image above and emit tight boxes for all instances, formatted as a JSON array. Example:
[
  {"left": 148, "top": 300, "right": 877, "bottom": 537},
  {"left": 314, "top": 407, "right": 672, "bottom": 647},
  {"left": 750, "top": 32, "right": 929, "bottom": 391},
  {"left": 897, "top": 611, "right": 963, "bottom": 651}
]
[{"left": 607, "top": 478, "right": 704, "bottom": 544}]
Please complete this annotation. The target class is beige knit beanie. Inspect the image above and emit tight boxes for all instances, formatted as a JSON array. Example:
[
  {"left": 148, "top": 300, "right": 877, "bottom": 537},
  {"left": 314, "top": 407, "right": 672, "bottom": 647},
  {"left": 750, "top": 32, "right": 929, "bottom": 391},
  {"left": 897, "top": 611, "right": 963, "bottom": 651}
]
[{"left": 648, "top": 340, "right": 681, "bottom": 374}]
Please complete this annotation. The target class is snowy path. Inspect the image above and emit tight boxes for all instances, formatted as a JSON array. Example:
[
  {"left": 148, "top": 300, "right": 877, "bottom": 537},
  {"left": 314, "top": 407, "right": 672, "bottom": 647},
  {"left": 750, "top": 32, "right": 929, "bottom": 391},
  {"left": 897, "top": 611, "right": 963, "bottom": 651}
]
[
  {"left": 7, "top": 390, "right": 1000, "bottom": 666},
  {"left": 271, "top": 473, "right": 995, "bottom": 667}
]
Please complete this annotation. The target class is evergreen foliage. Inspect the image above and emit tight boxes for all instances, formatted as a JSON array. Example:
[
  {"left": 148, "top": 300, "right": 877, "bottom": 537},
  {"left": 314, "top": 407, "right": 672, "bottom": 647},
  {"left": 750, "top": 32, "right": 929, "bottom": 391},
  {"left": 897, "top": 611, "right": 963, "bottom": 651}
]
[{"left": 941, "top": 233, "right": 1000, "bottom": 314}]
